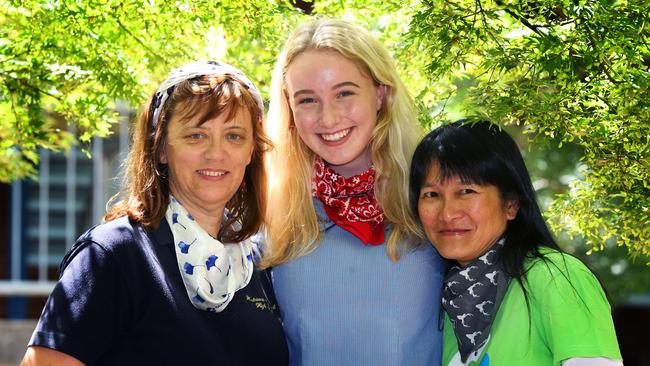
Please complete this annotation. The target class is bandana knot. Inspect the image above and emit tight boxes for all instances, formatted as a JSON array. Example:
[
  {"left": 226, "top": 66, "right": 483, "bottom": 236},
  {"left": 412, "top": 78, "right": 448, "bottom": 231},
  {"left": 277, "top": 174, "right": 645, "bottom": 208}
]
[{"left": 312, "top": 158, "right": 384, "bottom": 245}]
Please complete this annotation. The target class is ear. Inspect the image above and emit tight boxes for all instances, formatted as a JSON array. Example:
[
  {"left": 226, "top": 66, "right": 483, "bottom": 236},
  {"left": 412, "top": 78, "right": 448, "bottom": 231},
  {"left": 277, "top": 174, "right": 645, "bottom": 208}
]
[
  {"left": 246, "top": 143, "right": 254, "bottom": 166},
  {"left": 283, "top": 88, "right": 290, "bottom": 104},
  {"left": 375, "top": 84, "right": 386, "bottom": 112},
  {"left": 505, "top": 200, "right": 519, "bottom": 220},
  {"left": 159, "top": 142, "right": 168, "bottom": 165}
]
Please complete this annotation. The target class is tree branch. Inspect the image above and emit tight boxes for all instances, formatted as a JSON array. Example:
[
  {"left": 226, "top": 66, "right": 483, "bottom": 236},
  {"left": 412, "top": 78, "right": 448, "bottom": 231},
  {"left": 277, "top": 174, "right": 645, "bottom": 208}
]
[
  {"left": 1, "top": 72, "right": 65, "bottom": 101},
  {"left": 582, "top": 24, "right": 621, "bottom": 85},
  {"left": 502, "top": 7, "right": 546, "bottom": 37},
  {"left": 115, "top": 18, "right": 167, "bottom": 61},
  {"left": 476, "top": 0, "right": 504, "bottom": 49},
  {"left": 493, "top": 0, "right": 546, "bottom": 37}
]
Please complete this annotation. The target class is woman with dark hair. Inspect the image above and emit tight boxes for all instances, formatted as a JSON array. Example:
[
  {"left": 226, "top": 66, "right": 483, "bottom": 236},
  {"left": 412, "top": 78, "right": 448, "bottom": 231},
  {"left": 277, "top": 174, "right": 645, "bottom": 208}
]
[
  {"left": 410, "top": 119, "right": 622, "bottom": 365},
  {"left": 21, "top": 61, "right": 288, "bottom": 366}
]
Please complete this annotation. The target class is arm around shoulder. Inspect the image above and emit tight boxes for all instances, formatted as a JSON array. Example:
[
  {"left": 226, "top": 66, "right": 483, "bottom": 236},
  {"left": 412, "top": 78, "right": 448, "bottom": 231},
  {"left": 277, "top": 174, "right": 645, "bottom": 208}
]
[{"left": 21, "top": 346, "right": 85, "bottom": 366}]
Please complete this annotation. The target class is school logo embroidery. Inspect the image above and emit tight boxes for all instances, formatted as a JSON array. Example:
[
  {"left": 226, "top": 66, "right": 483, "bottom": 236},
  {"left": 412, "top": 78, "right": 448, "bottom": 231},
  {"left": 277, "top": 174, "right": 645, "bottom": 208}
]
[{"left": 246, "top": 295, "right": 277, "bottom": 312}]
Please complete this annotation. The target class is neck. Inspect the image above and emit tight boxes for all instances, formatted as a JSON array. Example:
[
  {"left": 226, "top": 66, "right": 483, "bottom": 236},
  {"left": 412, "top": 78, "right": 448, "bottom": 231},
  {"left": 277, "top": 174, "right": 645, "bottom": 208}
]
[
  {"left": 191, "top": 211, "right": 222, "bottom": 238},
  {"left": 173, "top": 197, "right": 224, "bottom": 238},
  {"left": 326, "top": 148, "right": 373, "bottom": 178}
]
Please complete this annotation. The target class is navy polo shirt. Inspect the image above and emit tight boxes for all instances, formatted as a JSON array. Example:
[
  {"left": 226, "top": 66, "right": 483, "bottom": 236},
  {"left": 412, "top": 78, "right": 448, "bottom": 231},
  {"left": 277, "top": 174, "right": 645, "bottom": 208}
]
[{"left": 29, "top": 216, "right": 288, "bottom": 365}]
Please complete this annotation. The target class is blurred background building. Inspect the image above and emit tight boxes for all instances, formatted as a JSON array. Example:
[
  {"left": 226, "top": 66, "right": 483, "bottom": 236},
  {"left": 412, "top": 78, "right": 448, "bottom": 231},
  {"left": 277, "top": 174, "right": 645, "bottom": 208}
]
[{"left": 0, "top": 107, "right": 130, "bottom": 365}]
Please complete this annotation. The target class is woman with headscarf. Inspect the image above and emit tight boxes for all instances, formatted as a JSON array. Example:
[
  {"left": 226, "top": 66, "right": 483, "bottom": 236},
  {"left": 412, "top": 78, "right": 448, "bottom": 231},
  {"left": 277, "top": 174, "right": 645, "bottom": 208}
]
[{"left": 22, "top": 61, "right": 288, "bottom": 366}]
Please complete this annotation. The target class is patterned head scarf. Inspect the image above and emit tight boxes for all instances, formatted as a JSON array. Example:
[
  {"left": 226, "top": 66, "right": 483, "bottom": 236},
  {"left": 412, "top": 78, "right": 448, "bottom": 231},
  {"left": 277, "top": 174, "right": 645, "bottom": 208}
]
[{"left": 150, "top": 60, "right": 264, "bottom": 128}]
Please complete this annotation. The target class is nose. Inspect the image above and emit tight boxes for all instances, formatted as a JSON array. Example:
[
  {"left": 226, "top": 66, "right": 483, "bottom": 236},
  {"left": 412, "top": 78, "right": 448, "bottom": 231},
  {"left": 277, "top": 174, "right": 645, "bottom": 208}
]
[
  {"left": 440, "top": 198, "right": 462, "bottom": 222},
  {"left": 319, "top": 102, "right": 339, "bottom": 128},
  {"left": 204, "top": 136, "right": 225, "bottom": 160}
]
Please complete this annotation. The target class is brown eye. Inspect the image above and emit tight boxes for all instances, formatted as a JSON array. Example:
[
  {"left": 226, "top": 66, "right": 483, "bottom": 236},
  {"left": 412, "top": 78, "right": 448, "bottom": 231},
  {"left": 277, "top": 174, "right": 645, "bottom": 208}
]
[{"left": 421, "top": 191, "right": 438, "bottom": 199}]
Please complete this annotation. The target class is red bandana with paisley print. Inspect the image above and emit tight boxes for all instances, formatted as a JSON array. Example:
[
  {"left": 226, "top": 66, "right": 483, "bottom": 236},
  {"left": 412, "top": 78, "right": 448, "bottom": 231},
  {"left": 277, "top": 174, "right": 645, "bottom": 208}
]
[{"left": 312, "top": 158, "right": 385, "bottom": 245}]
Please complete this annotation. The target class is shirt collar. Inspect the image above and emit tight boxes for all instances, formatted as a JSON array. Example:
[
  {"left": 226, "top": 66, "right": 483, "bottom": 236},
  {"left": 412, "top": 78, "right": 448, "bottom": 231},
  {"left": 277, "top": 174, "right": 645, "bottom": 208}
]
[{"left": 150, "top": 217, "right": 173, "bottom": 247}]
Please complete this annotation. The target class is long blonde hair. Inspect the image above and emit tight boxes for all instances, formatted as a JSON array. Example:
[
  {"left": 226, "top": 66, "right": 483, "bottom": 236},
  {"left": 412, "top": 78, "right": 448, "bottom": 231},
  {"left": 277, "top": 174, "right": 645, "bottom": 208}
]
[{"left": 262, "top": 18, "right": 423, "bottom": 267}]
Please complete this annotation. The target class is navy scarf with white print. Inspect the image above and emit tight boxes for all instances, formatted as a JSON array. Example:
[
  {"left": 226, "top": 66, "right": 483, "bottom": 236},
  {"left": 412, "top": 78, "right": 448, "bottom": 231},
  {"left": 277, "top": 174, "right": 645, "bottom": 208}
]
[{"left": 441, "top": 238, "right": 511, "bottom": 363}]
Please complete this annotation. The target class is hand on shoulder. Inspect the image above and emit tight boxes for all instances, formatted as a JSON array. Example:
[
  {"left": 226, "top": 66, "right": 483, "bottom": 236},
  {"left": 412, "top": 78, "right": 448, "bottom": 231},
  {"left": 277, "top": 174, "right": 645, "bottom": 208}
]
[{"left": 21, "top": 346, "right": 85, "bottom": 366}]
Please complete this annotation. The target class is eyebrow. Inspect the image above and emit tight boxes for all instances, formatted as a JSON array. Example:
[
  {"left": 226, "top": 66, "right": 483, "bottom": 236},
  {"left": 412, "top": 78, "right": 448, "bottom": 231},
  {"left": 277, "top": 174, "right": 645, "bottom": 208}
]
[
  {"left": 420, "top": 181, "right": 437, "bottom": 189},
  {"left": 224, "top": 124, "right": 248, "bottom": 131},
  {"left": 292, "top": 81, "right": 361, "bottom": 99},
  {"left": 183, "top": 122, "right": 249, "bottom": 131}
]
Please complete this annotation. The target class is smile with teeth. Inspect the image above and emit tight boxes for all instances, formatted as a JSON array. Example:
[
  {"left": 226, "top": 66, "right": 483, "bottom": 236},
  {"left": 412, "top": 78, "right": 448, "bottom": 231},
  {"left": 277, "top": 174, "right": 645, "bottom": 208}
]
[
  {"left": 321, "top": 128, "right": 350, "bottom": 142},
  {"left": 198, "top": 170, "right": 227, "bottom": 177}
]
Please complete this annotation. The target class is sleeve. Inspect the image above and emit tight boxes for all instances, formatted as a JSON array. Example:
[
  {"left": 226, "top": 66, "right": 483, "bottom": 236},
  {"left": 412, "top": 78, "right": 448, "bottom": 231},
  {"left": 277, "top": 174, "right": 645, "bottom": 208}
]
[
  {"left": 29, "top": 240, "right": 130, "bottom": 365},
  {"left": 561, "top": 357, "right": 624, "bottom": 366},
  {"left": 531, "top": 254, "right": 622, "bottom": 364}
]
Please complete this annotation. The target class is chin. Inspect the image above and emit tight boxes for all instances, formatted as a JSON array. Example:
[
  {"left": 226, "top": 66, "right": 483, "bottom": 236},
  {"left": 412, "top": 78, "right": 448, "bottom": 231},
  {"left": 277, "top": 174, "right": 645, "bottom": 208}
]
[
  {"left": 320, "top": 154, "right": 350, "bottom": 166},
  {"left": 436, "top": 247, "right": 466, "bottom": 263}
]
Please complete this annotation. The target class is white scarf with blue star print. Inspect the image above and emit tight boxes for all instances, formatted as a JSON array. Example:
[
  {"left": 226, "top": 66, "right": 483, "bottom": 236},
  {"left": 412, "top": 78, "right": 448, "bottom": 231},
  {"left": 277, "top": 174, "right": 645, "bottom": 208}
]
[{"left": 166, "top": 195, "right": 254, "bottom": 312}]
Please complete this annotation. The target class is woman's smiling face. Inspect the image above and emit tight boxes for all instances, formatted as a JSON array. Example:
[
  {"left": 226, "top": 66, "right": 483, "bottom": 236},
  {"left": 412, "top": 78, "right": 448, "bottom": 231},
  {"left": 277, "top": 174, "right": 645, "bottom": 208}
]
[
  {"left": 417, "top": 163, "right": 519, "bottom": 267},
  {"left": 285, "top": 50, "right": 385, "bottom": 177},
  {"left": 161, "top": 107, "right": 254, "bottom": 224}
]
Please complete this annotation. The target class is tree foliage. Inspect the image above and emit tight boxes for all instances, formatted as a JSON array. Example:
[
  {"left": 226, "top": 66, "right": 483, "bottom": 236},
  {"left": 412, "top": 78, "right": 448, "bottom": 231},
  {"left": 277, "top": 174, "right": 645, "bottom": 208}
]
[
  {"left": 0, "top": 0, "right": 301, "bottom": 181},
  {"left": 403, "top": 0, "right": 650, "bottom": 261},
  {"left": 1, "top": 0, "right": 649, "bottom": 270}
]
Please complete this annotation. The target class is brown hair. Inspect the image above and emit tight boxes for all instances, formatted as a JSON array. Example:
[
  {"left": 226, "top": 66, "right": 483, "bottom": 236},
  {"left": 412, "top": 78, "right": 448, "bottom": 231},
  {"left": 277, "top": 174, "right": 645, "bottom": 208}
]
[{"left": 105, "top": 74, "right": 271, "bottom": 243}]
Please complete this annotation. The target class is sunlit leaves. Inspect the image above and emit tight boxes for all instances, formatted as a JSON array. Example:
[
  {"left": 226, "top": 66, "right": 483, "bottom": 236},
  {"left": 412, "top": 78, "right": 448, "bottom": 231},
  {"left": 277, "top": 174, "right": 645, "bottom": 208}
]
[
  {"left": 404, "top": 0, "right": 650, "bottom": 266},
  {"left": 0, "top": 0, "right": 305, "bottom": 181}
]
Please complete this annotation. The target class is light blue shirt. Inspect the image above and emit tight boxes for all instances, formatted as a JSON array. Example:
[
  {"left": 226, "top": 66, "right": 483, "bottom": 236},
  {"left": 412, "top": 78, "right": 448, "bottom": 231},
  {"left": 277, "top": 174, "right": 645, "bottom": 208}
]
[{"left": 272, "top": 200, "right": 445, "bottom": 366}]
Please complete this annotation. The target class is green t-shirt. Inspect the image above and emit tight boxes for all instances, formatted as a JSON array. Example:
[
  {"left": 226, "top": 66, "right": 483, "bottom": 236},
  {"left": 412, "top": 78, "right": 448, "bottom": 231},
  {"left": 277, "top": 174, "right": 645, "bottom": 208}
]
[{"left": 442, "top": 249, "right": 622, "bottom": 366}]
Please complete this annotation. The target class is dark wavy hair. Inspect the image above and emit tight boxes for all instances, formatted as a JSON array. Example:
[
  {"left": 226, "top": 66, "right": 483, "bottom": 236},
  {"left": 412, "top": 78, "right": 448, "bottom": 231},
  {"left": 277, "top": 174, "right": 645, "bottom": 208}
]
[{"left": 409, "top": 119, "right": 561, "bottom": 281}]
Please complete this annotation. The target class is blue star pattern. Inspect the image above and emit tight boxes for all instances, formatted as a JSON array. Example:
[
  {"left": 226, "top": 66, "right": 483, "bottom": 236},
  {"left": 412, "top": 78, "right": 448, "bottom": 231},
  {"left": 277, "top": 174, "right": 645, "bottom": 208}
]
[
  {"left": 206, "top": 255, "right": 221, "bottom": 272},
  {"left": 166, "top": 194, "right": 254, "bottom": 313},
  {"left": 184, "top": 262, "right": 196, "bottom": 275},
  {"left": 171, "top": 213, "right": 187, "bottom": 230},
  {"left": 178, "top": 238, "right": 196, "bottom": 254}
]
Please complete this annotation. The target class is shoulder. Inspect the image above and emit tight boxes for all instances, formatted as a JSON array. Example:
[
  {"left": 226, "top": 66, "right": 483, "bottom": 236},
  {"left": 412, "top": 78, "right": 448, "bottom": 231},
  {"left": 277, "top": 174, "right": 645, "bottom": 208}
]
[
  {"left": 524, "top": 248, "right": 592, "bottom": 281},
  {"left": 76, "top": 216, "right": 139, "bottom": 248},
  {"left": 61, "top": 216, "right": 161, "bottom": 271},
  {"left": 75, "top": 216, "right": 168, "bottom": 253},
  {"left": 522, "top": 248, "right": 608, "bottom": 305}
]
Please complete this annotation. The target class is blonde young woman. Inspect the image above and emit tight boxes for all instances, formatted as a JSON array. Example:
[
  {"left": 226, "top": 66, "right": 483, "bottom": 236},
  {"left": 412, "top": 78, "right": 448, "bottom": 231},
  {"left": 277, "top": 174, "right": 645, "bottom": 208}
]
[{"left": 262, "top": 19, "right": 446, "bottom": 365}]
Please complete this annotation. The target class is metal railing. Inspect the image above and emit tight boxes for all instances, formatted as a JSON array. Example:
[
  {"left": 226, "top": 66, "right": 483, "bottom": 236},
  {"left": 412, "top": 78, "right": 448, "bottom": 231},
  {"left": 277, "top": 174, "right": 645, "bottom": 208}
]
[{"left": 0, "top": 281, "right": 56, "bottom": 296}]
